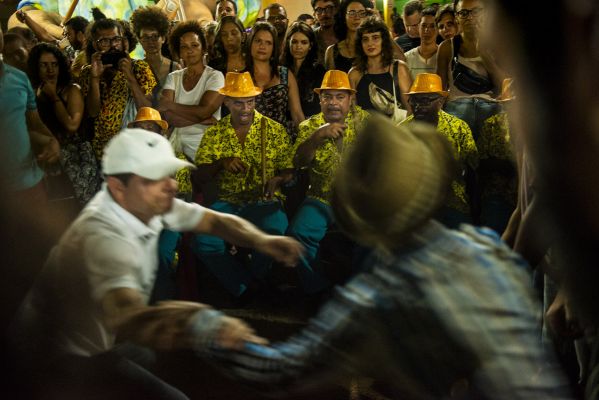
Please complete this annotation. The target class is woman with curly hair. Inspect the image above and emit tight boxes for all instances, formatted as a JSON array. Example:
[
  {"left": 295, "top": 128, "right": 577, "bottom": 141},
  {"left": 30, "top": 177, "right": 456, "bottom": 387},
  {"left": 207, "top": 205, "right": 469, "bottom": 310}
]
[
  {"left": 130, "top": 6, "right": 180, "bottom": 105},
  {"left": 349, "top": 16, "right": 412, "bottom": 116},
  {"left": 324, "top": 0, "right": 370, "bottom": 71},
  {"left": 159, "top": 20, "right": 224, "bottom": 160},
  {"left": 28, "top": 42, "right": 101, "bottom": 204},
  {"left": 280, "top": 21, "right": 325, "bottom": 118},
  {"left": 247, "top": 21, "right": 305, "bottom": 138}
]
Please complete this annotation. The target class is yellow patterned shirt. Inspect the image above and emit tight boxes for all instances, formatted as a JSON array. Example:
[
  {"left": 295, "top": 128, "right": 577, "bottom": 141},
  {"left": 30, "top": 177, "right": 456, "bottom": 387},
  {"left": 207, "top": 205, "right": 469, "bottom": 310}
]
[
  {"left": 294, "top": 107, "right": 370, "bottom": 205},
  {"left": 403, "top": 110, "right": 479, "bottom": 213},
  {"left": 195, "top": 112, "right": 293, "bottom": 205},
  {"left": 79, "top": 60, "right": 157, "bottom": 159},
  {"left": 478, "top": 112, "right": 517, "bottom": 205}
]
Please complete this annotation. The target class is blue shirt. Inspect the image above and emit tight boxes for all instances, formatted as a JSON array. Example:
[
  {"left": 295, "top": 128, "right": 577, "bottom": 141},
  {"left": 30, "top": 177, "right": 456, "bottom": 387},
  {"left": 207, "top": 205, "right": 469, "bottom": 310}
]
[
  {"left": 0, "top": 64, "right": 44, "bottom": 191},
  {"left": 201, "top": 221, "right": 572, "bottom": 399}
]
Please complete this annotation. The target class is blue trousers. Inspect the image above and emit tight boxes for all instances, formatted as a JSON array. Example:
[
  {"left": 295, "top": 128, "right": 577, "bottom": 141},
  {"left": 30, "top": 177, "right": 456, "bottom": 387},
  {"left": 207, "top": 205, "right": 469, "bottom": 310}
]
[
  {"left": 193, "top": 200, "right": 288, "bottom": 297},
  {"left": 286, "top": 198, "right": 332, "bottom": 294},
  {"left": 444, "top": 97, "right": 501, "bottom": 141}
]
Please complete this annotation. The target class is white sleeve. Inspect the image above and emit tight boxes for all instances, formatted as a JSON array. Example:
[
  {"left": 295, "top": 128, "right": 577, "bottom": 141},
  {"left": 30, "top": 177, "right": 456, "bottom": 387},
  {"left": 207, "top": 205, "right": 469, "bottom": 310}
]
[
  {"left": 162, "top": 70, "right": 177, "bottom": 91},
  {"left": 161, "top": 198, "right": 206, "bottom": 232},
  {"left": 83, "top": 229, "right": 145, "bottom": 302},
  {"left": 205, "top": 68, "right": 225, "bottom": 92}
]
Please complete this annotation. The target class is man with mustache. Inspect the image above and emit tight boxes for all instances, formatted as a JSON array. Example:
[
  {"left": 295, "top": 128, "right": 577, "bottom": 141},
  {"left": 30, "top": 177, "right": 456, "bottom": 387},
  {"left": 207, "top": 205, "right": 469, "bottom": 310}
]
[
  {"left": 402, "top": 73, "right": 479, "bottom": 228},
  {"left": 193, "top": 71, "right": 295, "bottom": 299},
  {"left": 286, "top": 70, "right": 369, "bottom": 294}
]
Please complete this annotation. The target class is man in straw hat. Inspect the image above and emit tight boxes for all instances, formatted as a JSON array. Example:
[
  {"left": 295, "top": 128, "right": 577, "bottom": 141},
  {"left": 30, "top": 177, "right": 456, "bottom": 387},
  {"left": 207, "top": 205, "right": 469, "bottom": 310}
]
[
  {"left": 286, "top": 69, "right": 369, "bottom": 294},
  {"left": 193, "top": 71, "right": 295, "bottom": 298},
  {"left": 402, "top": 72, "right": 479, "bottom": 229},
  {"left": 128, "top": 106, "right": 169, "bottom": 134},
  {"left": 9, "top": 128, "right": 302, "bottom": 398},
  {"left": 185, "top": 116, "right": 571, "bottom": 399}
]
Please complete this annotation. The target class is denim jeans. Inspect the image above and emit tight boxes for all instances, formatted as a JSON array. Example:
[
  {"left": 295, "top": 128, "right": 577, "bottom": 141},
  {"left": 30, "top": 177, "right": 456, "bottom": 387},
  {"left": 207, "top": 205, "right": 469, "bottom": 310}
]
[{"left": 444, "top": 97, "right": 501, "bottom": 141}]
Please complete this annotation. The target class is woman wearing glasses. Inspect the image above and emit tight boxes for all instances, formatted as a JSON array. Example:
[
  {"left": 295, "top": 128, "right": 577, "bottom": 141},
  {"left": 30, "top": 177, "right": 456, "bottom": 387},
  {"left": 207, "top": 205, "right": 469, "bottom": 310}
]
[
  {"left": 131, "top": 6, "right": 180, "bottom": 106},
  {"left": 324, "top": 0, "right": 370, "bottom": 72}
]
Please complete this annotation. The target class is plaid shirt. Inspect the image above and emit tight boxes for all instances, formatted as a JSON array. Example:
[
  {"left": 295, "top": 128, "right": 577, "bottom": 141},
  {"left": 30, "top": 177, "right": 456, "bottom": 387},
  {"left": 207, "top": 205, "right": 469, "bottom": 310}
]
[{"left": 200, "top": 221, "right": 572, "bottom": 399}]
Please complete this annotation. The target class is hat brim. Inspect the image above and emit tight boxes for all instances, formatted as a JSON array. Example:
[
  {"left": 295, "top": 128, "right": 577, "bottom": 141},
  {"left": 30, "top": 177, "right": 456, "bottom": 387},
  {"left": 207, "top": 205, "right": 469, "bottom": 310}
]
[
  {"left": 127, "top": 119, "right": 169, "bottom": 132},
  {"left": 137, "top": 158, "right": 196, "bottom": 181},
  {"left": 405, "top": 90, "right": 449, "bottom": 97},
  {"left": 218, "top": 87, "right": 263, "bottom": 97},
  {"left": 314, "top": 87, "right": 356, "bottom": 94}
]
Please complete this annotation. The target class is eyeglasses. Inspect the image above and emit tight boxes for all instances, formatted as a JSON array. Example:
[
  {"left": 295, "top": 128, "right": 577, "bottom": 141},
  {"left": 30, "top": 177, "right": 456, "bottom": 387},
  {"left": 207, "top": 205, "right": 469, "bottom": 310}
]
[
  {"left": 140, "top": 34, "right": 161, "bottom": 42},
  {"left": 346, "top": 10, "right": 367, "bottom": 18},
  {"left": 95, "top": 36, "right": 123, "bottom": 46},
  {"left": 456, "top": 7, "right": 484, "bottom": 19},
  {"left": 314, "top": 5, "right": 335, "bottom": 15}
]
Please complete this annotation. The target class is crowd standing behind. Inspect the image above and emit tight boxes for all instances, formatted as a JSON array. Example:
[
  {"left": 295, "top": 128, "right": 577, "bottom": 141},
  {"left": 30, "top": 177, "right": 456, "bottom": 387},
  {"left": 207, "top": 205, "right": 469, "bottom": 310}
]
[{"left": 2, "top": 0, "right": 593, "bottom": 398}]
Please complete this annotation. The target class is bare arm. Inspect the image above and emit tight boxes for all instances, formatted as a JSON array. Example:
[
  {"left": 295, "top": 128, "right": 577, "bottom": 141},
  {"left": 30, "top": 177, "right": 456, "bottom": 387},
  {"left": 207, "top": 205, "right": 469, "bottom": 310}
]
[
  {"left": 324, "top": 45, "right": 335, "bottom": 70},
  {"left": 102, "top": 288, "right": 265, "bottom": 351},
  {"left": 286, "top": 71, "right": 306, "bottom": 128},
  {"left": 15, "top": 10, "right": 59, "bottom": 42},
  {"left": 194, "top": 208, "right": 304, "bottom": 267},
  {"left": 26, "top": 110, "right": 60, "bottom": 165},
  {"left": 436, "top": 40, "right": 452, "bottom": 91},
  {"left": 86, "top": 52, "right": 104, "bottom": 117},
  {"left": 395, "top": 60, "right": 413, "bottom": 113},
  {"left": 48, "top": 84, "right": 84, "bottom": 134},
  {"left": 119, "top": 58, "right": 152, "bottom": 109},
  {"left": 348, "top": 67, "right": 362, "bottom": 90},
  {"left": 160, "top": 89, "right": 224, "bottom": 127}
]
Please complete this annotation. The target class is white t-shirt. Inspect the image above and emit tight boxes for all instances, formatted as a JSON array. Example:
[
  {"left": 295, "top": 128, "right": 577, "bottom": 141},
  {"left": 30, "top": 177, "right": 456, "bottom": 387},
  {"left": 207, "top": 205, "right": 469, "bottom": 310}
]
[
  {"left": 11, "top": 186, "right": 206, "bottom": 358},
  {"left": 405, "top": 47, "right": 438, "bottom": 80},
  {"left": 163, "top": 66, "right": 225, "bottom": 160}
]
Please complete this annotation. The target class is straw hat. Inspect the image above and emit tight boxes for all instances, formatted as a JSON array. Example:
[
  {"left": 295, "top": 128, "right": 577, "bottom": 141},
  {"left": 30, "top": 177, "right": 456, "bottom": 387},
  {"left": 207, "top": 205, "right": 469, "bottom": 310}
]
[
  {"left": 128, "top": 107, "right": 168, "bottom": 131},
  {"left": 331, "top": 115, "right": 457, "bottom": 250},
  {"left": 314, "top": 70, "right": 356, "bottom": 94},
  {"left": 218, "top": 71, "right": 262, "bottom": 97},
  {"left": 406, "top": 73, "right": 449, "bottom": 97},
  {"left": 497, "top": 78, "right": 515, "bottom": 102}
]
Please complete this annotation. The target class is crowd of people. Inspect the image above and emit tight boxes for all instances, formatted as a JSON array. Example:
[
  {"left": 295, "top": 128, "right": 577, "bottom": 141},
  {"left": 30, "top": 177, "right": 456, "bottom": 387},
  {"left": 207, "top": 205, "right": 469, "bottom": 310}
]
[{"left": 2, "top": 0, "right": 598, "bottom": 398}]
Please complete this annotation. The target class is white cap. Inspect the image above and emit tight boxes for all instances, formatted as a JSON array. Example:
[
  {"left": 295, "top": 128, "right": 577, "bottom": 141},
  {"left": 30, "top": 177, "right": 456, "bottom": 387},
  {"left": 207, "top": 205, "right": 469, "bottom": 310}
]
[{"left": 102, "top": 128, "right": 195, "bottom": 180}]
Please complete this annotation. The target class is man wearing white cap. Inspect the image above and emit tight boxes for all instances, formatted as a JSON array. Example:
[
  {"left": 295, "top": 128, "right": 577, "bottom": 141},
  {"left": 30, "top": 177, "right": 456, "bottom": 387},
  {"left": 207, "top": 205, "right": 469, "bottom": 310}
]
[{"left": 9, "top": 128, "right": 302, "bottom": 399}]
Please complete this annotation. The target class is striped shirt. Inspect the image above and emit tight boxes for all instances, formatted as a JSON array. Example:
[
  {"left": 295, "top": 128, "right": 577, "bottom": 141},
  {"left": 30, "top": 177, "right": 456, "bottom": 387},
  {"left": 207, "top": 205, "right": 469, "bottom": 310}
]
[{"left": 199, "top": 221, "right": 572, "bottom": 399}]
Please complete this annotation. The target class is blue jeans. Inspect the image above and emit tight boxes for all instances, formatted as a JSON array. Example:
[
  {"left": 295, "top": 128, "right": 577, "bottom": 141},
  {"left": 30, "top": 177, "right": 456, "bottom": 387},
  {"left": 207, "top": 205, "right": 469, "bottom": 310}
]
[
  {"left": 286, "top": 198, "right": 333, "bottom": 294},
  {"left": 444, "top": 97, "right": 501, "bottom": 141},
  {"left": 192, "top": 200, "right": 288, "bottom": 297}
]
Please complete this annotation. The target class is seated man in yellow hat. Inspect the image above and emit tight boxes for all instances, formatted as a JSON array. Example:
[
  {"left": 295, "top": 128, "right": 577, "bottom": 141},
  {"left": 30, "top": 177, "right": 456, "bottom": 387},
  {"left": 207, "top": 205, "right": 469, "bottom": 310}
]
[
  {"left": 402, "top": 72, "right": 479, "bottom": 228},
  {"left": 286, "top": 70, "right": 369, "bottom": 294},
  {"left": 192, "top": 71, "right": 294, "bottom": 298}
]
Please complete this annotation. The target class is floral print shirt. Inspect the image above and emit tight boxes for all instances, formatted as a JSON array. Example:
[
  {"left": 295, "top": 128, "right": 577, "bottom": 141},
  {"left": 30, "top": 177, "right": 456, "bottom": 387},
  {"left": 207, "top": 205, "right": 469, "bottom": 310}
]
[
  {"left": 195, "top": 112, "right": 293, "bottom": 205},
  {"left": 79, "top": 60, "right": 156, "bottom": 159},
  {"left": 294, "top": 107, "right": 370, "bottom": 205},
  {"left": 403, "top": 110, "right": 479, "bottom": 213}
]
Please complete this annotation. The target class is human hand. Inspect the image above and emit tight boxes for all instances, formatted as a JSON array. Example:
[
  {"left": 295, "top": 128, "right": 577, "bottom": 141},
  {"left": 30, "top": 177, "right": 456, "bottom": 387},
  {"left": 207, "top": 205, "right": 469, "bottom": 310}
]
[
  {"left": 40, "top": 80, "right": 58, "bottom": 99},
  {"left": 315, "top": 122, "right": 346, "bottom": 142},
  {"left": 254, "top": 235, "right": 304, "bottom": 267},
  {"left": 216, "top": 316, "right": 268, "bottom": 350},
  {"left": 263, "top": 176, "right": 284, "bottom": 200},
  {"left": 546, "top": 289, "right": 583, "bottom": 339},
  {"left": 16, "top": 9, "right": 27, "bottom": 23},
  {"left": 90, "top": 51, "right": 107, "bottom": 78},
  {"left": 118, "top": 56, "right": 135, "bottom": 81},
  {"left": 221, "top": 157, "right": 247, "bottom": 173},
  {"left": 36, "top": 136, "right": 60, "bottom": 166}
]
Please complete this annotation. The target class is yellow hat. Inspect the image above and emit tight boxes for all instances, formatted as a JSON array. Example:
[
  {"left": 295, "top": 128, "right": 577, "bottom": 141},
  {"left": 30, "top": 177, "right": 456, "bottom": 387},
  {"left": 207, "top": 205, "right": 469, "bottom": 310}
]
[
  {"left": 497, "top": 78, "right": 515, "bottom": 102},
  {"left": 314, "top": 70, "right": 356, "bottom": 94},
  {"left": 128, "top": 107, "right": 168, "bottom": 131},
  {"left": 218, "top": 71, "right": 262, "bottom": 97},
  {"left": 406, "top": 73, "right": 449, "bottom": 97}
]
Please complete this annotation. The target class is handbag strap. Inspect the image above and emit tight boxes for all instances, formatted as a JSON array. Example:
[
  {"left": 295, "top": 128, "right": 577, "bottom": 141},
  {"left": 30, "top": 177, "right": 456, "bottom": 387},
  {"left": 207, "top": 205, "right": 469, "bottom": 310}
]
[{"left": 390, "top": 60, "right": 399, "bottom": 109}]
